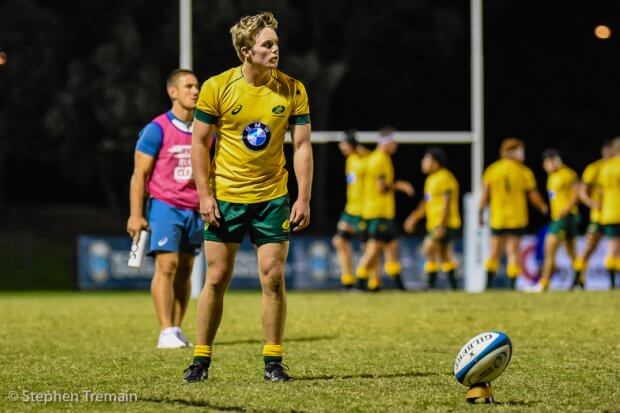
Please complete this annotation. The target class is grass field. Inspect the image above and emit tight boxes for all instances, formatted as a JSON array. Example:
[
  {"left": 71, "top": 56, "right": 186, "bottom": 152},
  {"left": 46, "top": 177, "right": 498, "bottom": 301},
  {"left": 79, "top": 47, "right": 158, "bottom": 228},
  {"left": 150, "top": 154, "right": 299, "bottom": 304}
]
[{"left": 1, "top": 290, "right": 618, "bottom": 412}]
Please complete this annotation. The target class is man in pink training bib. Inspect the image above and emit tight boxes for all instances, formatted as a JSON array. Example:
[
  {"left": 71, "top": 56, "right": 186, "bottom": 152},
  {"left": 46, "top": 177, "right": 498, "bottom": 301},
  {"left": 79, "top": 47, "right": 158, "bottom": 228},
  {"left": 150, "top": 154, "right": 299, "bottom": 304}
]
[{"left": 127, "top": 69, "right": 203, "bottom": 348}]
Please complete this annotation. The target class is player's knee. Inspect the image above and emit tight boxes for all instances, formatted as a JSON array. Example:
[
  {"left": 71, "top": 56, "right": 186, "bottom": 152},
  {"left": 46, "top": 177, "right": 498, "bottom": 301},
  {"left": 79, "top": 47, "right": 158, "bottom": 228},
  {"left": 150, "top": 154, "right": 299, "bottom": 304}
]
[
  {"left": 332, "top": 234, "right": 343, "bottom": 248},
  {"left": 156, "top": 257, "right": 179, "bottom": 279},
  {"left": 262, "top": 271, "right": 285, "bottom": 295}
]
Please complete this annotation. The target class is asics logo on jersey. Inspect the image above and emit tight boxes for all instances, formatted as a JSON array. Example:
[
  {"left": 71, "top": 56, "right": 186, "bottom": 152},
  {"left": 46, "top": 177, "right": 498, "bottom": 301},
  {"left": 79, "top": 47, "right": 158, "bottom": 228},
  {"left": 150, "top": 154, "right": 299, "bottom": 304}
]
[
  {"left": 272, "top": 105, "right": 286, "bottom": 115},
  {"left": 242, "top": 122, "right": 271, "bottom": 151},
  {"left": 231, "top": 105, "right": 242, "bottom": 115}
]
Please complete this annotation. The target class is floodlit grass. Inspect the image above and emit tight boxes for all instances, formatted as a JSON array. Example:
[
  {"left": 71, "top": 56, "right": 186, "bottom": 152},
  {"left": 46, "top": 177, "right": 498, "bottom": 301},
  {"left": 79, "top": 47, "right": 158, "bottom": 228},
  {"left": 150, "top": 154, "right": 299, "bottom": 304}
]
[{"left": 0, "top": 290, "right": 618, "bottom": 412}]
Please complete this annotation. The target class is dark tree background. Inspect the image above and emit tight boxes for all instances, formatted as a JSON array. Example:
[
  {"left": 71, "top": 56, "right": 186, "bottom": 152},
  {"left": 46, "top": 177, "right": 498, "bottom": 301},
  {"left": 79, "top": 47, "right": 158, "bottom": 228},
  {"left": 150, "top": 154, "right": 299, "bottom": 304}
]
[{"left": 1, "top": 0, "right": 619, "bottom": 233}]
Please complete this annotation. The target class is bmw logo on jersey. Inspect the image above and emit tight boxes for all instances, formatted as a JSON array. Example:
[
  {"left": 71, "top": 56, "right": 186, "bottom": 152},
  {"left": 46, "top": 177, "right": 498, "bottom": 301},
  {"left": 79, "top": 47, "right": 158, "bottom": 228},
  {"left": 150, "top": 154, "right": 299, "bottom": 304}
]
[{"left": 242, "top": 122, "right": 271, "bottom": 151}]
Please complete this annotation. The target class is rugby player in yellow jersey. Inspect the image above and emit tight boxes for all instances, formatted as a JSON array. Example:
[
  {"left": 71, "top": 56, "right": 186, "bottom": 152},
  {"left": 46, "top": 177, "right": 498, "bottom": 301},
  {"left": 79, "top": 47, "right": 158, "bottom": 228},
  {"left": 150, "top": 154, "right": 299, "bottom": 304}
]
[
  {"left": 184, "top": 12, "right": 313, "bottom": 383},
  {"left": 572, "top": 140, "right": 612, "bottom": 289},
  {"left": 597, "top": 137, "right": 620, "bottom": 289},
  {"left": 355, "top": 128, "right": 414, "bottom": 292},
  {"left": 479, "top": 138, "right": 548, "bottom": 289},
  {"left": 332, "top": 130, "right": 370, "bottom": 289},
  {"left": 404, "top": 147, "right": 461, "bottom": 290},
  {"left": 536, "top": 149, "right": 580, "bottom": 292}
]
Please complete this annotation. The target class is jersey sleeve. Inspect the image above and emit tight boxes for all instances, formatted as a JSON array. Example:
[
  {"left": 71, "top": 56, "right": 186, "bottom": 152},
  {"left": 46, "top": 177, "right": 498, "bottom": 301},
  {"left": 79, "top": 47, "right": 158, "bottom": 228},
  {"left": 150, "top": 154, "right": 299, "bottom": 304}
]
[
  {"left": 195, "top": 77, "right": 220, "bottom": 124},
  {"left": 289, "top": 80, "right": 310, "bottom": 125},
  {"left": 523, "top": 166, "right": 537, "bottom": 191},
  {"left": 135, "top": 122, "right": 163, "bottom": 157},
  {"left": 581, "top": 163, "right": 596, "bottom": 185}
]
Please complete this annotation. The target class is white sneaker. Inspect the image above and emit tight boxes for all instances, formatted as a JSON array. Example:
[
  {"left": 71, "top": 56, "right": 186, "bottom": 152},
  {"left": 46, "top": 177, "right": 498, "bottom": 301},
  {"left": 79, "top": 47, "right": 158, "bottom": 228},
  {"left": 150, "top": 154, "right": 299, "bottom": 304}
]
[
  {"left": 525, "top": 283, "right": 544, "bottom": 293},
  {"left": 157, "top": 328, "right": 188, "bottom": 349},
  {"left": 172, "top": 327, "right": 192, "bottom": 347}
]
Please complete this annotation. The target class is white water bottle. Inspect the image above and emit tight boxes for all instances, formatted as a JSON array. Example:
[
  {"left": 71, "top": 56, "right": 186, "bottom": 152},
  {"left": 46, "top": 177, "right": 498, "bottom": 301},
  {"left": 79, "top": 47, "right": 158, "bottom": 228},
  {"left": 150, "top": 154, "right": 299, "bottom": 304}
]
[{"left": 128, "top": 230, "right": 150, "bottom": 268}]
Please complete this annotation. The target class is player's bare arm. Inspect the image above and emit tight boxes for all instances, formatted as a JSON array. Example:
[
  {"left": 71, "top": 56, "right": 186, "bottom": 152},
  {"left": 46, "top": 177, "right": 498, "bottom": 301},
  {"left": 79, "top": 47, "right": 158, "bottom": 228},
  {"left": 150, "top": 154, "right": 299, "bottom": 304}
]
[
  {"left": 191, "top": 120, "right": 220, "bottom": 227},
  {"left": 404, "top": 200, "right": 426, "bottom": 234},
  {"left": 527, "top": 189, "right": 549, "bottom": 215},
  {"left": 478, "top": 183, "right": 490, "bottom": 225},
  {"left": 127, "top": 151, "right": 155, "bottom": 239},
  {"left": 393, "top": 180, "right": 415, "bottom": 197},
  {"left": 578, "top": 181, "right": 600, "bottom": 210},
  {"left": 290, "top": 123, "right": 313, "bottom": 231}
]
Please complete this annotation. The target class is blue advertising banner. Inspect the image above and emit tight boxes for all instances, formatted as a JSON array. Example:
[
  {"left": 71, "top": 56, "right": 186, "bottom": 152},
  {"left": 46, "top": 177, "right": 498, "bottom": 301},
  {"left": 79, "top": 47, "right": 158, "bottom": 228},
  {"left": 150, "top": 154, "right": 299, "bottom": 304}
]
[
  {"left": 78, "top": 236, "right": 155, "bottom": 290},
  {"left": 77, "top": 235, "right": 463, "bottom": 290}
]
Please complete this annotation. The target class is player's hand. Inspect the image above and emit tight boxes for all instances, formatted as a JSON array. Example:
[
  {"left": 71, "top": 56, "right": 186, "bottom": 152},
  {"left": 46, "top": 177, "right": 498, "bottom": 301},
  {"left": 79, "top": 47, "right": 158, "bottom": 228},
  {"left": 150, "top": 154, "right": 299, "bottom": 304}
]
[
  {"left": 540, "top": 205, "right": 549, "bottom": 215},
  {"left": 403, "top": 216, "right": 417, "bottom": 234},
  {"left": 127, "top": 215, "right": 148, "bottom": 240},
  {"left": 394, "top": 180, "right": 415, "bottom": 197},
  {"left": 478, "top": 210, "right": 485, "bottom": 226},
  {"left": 290, "top": 199, "right": 310, "bottom": 232},
  {"left": 200, "top": 195, "right": 221, "bottom": 227},
  {"left": 591, "top": 201, "right": 601, "bottom": 210}
]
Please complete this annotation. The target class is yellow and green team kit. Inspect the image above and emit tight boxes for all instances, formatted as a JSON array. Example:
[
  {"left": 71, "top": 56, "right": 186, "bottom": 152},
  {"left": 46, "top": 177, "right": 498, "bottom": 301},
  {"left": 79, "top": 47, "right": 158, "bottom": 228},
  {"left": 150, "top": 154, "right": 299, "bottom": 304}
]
[
  {"left": 546, "top": 166, "right": 580, "bottom": 239},
  {"left": 361, "top": 149, "right": 396, "bottom": 240},
  {"left": 340, "top": 152, "right": 368, "bottom": 232},
  {"left": 482, "top": 159, "right": 537, "bottom": 232},
  {"left": 598, "top": 156, "right": 620, "bottom": 235},
  {"left": 482, "top": 159, "right": 537, "bottom": 278},
  {"left": 597, "top": 156, "right": 620, "bottom": 274},
  {"left": 581, "top": 159, "right": 604, "bottom": 233},
  {"left": 422, "top": 167, "right": 461, "bottom": 284},
  {"left": 194, "top": 66, "right": 310, "bottom": 245},
  {"left": 424, "top": 167, "right": 461, "bottom": 242}
]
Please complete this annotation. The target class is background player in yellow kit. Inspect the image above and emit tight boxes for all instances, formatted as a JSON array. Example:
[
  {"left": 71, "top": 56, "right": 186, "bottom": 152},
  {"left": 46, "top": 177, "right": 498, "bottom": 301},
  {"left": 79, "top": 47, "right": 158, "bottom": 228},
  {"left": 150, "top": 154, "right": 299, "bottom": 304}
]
[
  {"left": 332, "top": 130, "right": 369, "bottom": 289},
  {"left": 597, "top": 137, "right": 620, "bottom": 289},
  {"left": 536, "top": 149, "right": 580, "bottom": 291},
  {"left": 185, "top": 12, "right": 313, "bottom": 382},
  {"left": 355, "top": 128, "right": 414, "bottom": 291},
  {"left": 479, "top": 138, "right": 548, "bottom": 289},
  {"left": 404, "top": 147, "right": 461, "bottom": 289},
  {"left": 572, "top": 140, "right": 612, "bottom": 289}
]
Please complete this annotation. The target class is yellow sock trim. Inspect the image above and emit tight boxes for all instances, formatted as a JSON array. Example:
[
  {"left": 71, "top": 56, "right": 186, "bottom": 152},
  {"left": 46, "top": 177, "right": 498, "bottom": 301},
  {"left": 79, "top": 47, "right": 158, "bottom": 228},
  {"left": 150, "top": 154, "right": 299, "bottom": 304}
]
[
  {"left": 539, "top": 277, "right": 550, "bottom": 288},
  {"left": 604, "top": 256, "right": 615, "bottom": 270},
  {"left": 484, "top": 259, "right": 499, "bottom": 272},
  {"left": 506, "top": 264, "right": 522, "bottom": 278},
  {"left": 263, "top": 344, "right": 284, "bottom": 357},
  {"left": 368, "top": 277, "right": 381, "bottom": 290},
  {"left": 193, "top": 344, "right": 212, "bottom": 358},
  {"left": 424, "top": 261, "right": 439, "bottom": 272},
  {"left": 441, "top": 261, "right": 458, "bottom": 272},
  {"left": 573, "top": 258, "right": 586, "bottom": 272},
  {"left": 356, "top": 266, "right": 369, "bottom": 279},
  {"left": 341, "top": 273, "right": 355, "bottom": 285},
  {"left": 384, "top": 261, "right": 401, "bottom": 276}
]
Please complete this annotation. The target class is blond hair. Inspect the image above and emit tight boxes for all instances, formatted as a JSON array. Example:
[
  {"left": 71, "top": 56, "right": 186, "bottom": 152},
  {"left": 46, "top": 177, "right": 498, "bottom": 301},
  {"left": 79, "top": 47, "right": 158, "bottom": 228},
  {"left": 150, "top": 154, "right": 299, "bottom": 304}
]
[
  {"left": 499, "top": 137, "right": 524, "bottom": 156},
  {"left": 230, "top": 11, "right": 278, "bottom": 63}
]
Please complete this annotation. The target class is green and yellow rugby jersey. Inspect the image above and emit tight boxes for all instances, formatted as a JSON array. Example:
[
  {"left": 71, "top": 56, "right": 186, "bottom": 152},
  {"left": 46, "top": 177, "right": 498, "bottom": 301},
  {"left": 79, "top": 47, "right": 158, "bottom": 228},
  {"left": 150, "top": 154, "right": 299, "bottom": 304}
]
[
  {"left": 344, "top": 152, "right": 367, "bottom": 216},
  {"left": 361, "top": 149, "right": 395, "bottom": 220},
  {"left": 547, "top": 166, "right": 578, "bottom": 220},
  {"left": 482, "top": 159, "right": 537, "bottom": 229},
  {"left": 424, "top": 167, "right": 461, "bottom": 230},
  {"left": 581, "top": 159, "right": 604, "bottom": 223},
  {"left": 195, "top": 66, "right": 310, "bottom": 203},
  {"left": 598, "top": 157, "right": 620, "bottom": 225}
]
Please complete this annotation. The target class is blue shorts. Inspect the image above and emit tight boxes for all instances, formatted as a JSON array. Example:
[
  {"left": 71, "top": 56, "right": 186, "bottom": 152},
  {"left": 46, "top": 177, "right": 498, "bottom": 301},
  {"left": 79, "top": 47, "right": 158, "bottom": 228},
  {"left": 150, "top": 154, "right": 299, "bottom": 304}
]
[{"left": 146, "top": 198, "right": 203, "bottom": 256}]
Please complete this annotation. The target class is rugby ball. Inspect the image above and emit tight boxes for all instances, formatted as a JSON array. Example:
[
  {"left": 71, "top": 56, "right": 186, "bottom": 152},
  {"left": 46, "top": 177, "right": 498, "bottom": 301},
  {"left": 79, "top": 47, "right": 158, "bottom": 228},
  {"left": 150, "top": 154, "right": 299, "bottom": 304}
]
[{"left": 454, "top": 331, "right": 512, "bottom": 386}]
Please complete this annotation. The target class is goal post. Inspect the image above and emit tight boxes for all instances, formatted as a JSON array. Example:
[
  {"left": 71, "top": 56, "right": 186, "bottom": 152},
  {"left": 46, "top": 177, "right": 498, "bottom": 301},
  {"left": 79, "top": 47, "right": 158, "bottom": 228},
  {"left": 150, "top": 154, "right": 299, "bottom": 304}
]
[{"left": 182, "top": 0, "right": 488, "bottom": 294}]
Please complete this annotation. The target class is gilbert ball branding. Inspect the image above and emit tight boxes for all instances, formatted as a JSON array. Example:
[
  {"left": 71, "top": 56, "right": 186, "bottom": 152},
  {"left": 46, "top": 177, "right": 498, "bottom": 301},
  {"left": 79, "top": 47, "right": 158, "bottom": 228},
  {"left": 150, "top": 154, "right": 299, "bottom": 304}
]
[{"left": 454, "top": 331, "right": 512, "bottom": 386}]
